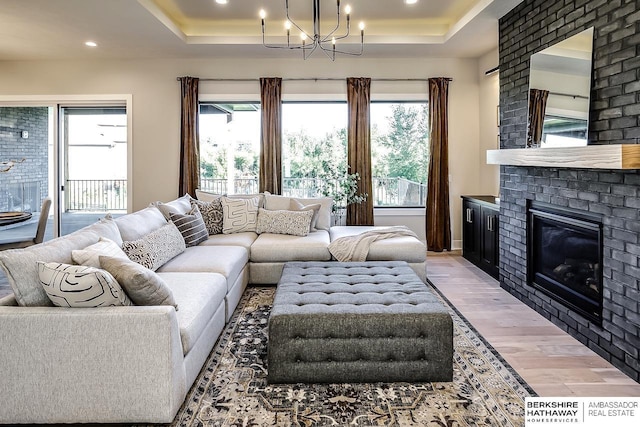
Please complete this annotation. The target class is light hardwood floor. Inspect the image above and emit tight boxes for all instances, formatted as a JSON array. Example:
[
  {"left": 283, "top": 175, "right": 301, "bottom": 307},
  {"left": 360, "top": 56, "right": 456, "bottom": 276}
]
[{"left": 428, "top": 252, "right": 640, "bottom": 397}]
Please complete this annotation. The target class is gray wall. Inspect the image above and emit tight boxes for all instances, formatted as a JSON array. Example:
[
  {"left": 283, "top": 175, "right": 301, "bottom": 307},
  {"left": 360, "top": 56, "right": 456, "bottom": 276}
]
[
  {"left": 499, "top": 0, "right": 640, "bottom": 382},
  {"left": 0, "top": 107, "right": 48, "bottom": 212}
]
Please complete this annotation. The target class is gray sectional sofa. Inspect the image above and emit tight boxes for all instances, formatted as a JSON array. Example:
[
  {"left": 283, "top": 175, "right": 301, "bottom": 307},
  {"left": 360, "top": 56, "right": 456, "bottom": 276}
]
[{"left": 0, "top": 192, "right": 426, "bottom": 424}]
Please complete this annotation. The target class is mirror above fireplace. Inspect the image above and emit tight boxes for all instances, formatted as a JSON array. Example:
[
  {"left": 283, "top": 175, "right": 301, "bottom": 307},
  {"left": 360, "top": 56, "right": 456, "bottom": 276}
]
[{"left": 527, "top": 27, "right": 594, "bottom": 148}]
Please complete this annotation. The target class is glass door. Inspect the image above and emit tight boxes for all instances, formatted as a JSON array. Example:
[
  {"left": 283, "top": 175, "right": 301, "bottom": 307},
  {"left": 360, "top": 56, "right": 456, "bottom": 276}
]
[{"left": 59, "top": 106, "right": 127, "bottom": 235}]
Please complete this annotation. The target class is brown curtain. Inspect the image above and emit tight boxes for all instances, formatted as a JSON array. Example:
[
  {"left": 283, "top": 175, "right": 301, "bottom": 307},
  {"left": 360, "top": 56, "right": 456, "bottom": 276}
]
[
  {"left": 346, "top": 77, "right": 374, "bottom": 226},
  {"left": 178, "top": 77, "right": 200, "bottom": 197},
  {"left": 259, "top": 77, "right": 283, "bottom": 194},
  {"left": 426, "top": 77, "right": 452, "bottom": 252},
  {"left": 527, "top": 88, "right": 549, "bottom": 148}
]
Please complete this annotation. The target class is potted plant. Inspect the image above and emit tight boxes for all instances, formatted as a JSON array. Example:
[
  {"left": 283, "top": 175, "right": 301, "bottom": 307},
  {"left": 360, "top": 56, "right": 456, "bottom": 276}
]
[{"left": 318, "top": 172, "right": 368, "bottom": 226}]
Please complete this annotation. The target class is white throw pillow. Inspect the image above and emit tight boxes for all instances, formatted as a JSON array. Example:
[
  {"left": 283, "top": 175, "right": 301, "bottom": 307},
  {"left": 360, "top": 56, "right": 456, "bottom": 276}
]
[
  {"left": 256, "top": 208, "right": 314, "bottom": 237},
  {"left": 121, "top": 222, "right": 186, "bottom": 271},
  {"left": 153, "top": 194, "right": 193, "bottom": 220},
  {"left": 221, "top": 195, "right": 261, "bottom": 234},
  {"left": 289, "top": 199, "right": 321, "bottom": 231},
  {"left": 37, "top": 262, "right": 132, "bottom": 308},
  {"left": 71, "top": 237, "right": 128, "bottom": 268}
]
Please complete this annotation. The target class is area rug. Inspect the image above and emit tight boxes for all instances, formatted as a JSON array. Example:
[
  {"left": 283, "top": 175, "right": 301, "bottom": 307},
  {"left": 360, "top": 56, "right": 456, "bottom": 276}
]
[{"left": 171, "top": 285, "right": 535, "bottom": 427}]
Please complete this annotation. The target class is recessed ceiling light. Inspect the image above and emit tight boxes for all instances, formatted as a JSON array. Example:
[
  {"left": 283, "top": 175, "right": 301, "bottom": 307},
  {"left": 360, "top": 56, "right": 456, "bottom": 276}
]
[
  {"left": 405, "top": 0, "right": 418, "bottom": 4},
  {"left": 85, "top": 41, "right": 97, "bottom": 47},
  {"left": 215, "top": 0, "right": 228, "bottom": 4}
]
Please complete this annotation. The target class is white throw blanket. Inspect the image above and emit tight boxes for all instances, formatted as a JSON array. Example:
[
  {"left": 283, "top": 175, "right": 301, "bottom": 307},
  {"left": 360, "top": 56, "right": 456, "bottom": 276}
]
[{"left": 328, "top": 226, "right": 419, "bottom": 262}]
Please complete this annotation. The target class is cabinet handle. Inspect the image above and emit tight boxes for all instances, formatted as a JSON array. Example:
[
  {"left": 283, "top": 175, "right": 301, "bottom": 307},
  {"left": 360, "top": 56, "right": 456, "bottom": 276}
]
[
  {"left": 466, "top": 208, "right": 472, "bottom": 223},
  {"left": 487, "top": 215, "right": 496, "bottom": 232}
]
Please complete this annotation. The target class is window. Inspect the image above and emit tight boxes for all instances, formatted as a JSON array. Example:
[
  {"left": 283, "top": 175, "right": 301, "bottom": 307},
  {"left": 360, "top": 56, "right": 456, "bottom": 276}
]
[
  {"left": 199, "top": 103, "right": 261, "bottom": 194},
  {"left": 282, "top": 102, "right": 348, "bottom": 198},
  {"left": 371, "top": 102, "right": 429, "bottom": 207},
  {"left": 198, "top": 100, "right": 429, "bottom": 207}
]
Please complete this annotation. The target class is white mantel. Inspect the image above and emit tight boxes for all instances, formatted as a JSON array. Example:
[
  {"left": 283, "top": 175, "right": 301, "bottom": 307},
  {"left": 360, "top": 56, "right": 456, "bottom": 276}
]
[{"left": 486, "top": 144, "right": 640, "bottom": 170}]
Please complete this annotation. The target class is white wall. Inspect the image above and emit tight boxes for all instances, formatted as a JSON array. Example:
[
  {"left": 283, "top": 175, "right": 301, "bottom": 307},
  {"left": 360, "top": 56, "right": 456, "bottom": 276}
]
[
  {"left": 478, "top": 49, "right": 500, "bottom": 195},
  {"left": 0, "top": 55, "right": 483, "bottom": 245}
]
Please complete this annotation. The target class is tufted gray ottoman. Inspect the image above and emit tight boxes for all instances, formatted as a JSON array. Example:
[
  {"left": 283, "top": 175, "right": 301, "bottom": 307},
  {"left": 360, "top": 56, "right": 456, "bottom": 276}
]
[{"left": 267, "top": 261, "right": 453, "bottom": 384}]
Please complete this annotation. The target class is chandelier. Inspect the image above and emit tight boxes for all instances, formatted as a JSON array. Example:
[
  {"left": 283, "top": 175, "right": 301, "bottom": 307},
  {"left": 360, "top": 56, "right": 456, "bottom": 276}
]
[{"left": 259, "top": 0, "right": 365, "bottom": 60}]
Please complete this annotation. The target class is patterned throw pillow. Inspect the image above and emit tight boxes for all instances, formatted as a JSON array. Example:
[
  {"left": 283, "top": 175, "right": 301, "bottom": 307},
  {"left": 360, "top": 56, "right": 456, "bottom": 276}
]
[
  {"left": 100, "top": 255, "right": 178, "bottom": 309},
  {"left": 289, "top": 199, "right": 321, "bottom": 232},
  {"left": 221, "top": 196, "right": 261, "bottom": 234},
  {"left": 255, "top": 208, "right": 314, "bottom": 237},
  {"left": 121, "top": 222, "right": 186, "bottom": 271},
  {"left": 191, "top": 196, "right": 223, "bottom": 235},
  {"left": 71, "top": 237, "right": 129, "bottom": 268},
  {"left": 169, "top": 204, "right": 209, "bottom": 247},
  {"left": 37, "top": 262, "right": 132, "bottom": 308}
]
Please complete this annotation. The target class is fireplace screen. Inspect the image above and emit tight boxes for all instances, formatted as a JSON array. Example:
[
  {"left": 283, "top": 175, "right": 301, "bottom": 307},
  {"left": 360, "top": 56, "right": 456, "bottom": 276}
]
[{"left": 528, "top": 202, "right": 603, "bottom": 325}]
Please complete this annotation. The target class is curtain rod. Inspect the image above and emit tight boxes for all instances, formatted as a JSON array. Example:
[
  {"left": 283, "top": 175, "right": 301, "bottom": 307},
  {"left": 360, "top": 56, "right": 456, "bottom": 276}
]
[
  {"left": 548, "top": 91, "right": 589, "bottom": 100},
  {"left": 176, "top": 77, "right": 447, "bottom": 82}
]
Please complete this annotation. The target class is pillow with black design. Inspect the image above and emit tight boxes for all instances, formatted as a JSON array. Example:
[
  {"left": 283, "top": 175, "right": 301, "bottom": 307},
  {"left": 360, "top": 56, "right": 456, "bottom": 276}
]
[
  {"left": 100, "top": 255, "right": 178, "bottom": 309},
  {"left": 255, "top": 208, "right": 314, "bottom": 236},
  {"left": 289, "top": 199, "right": 321, "bottom": 232},
  {"left": 221, "top": 195, "right": 261, "bottom": 234},
  {"left": 169, "top": 204, "right": 209, "bottom": 246},
  {"left": 190, "top": 196, "right": 223, "bottom": 235},
  {"left": 37, "top": 262, "right": 132, "bottom": 308},
  {"left": 121, "top": 222, "right": 186, "bottom": 271}
]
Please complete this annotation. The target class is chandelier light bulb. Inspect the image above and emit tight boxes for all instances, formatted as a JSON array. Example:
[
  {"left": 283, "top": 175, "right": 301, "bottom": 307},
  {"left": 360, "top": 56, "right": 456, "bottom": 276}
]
[
  {"left": 300, "top": 33, "right": 308, "bottom": 41},
  {"left": 285, "top": 20, "right": 292, "bottom": 30},
  {"left": 359, "top": 22, "right": 365, "bottom": 31},
  {"left": 345, "top": 5, "right": 351, "bottom": 15},
  {"left": 259, "top": 9, "right": 266, "bottom": 19},
  {"left": 332, "top": 37, "right": 336, "bottom": 45}
]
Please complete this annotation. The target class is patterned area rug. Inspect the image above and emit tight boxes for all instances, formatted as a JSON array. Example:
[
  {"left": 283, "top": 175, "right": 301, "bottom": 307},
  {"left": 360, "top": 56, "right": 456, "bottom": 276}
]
[{"left": 171, "top": 285, "right": 535, "bottom": 427}]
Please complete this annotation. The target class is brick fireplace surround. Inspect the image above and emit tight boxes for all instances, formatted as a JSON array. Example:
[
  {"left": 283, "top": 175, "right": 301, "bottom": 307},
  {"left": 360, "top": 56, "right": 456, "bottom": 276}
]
[{"left": 499, "top": 0, "right": 640, "bottom": 382}]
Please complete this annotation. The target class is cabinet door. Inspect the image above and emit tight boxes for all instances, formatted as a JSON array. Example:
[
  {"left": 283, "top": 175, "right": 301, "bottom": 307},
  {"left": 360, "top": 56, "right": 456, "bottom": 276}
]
[
  {"left": 462, "top": 200, "right": 481, "bottom": 263},
  {"left": 481, "top": 206, "right": 499, "bottom": 278}
]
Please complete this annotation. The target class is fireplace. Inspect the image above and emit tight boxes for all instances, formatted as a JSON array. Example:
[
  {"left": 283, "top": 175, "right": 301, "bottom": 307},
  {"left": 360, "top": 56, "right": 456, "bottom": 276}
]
[{"left": 527, "top": 201, "right": 603, "bottom": 325}]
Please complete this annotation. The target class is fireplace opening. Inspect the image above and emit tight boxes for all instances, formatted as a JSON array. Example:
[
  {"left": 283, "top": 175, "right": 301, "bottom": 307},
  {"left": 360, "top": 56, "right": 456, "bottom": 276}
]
[{"left": 527, "top": 201, "right": 603, "bottom": 325}]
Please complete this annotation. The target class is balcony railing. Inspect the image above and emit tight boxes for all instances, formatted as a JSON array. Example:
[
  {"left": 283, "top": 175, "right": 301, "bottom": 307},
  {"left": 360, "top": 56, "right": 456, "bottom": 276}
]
[
  {"left": 201, "top": 177, "right": 426, "bottom": 207},
  {"left": 65, "top": 179, "right": 127, "bottom": 212}
]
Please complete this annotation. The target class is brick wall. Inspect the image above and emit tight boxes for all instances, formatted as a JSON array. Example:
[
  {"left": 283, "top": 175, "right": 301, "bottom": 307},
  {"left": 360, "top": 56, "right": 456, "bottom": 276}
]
[
  {"left": 499, "top": 0, "right": 640, "bottom": 381},
  {"left": 0, "top": 107, "right": 49, "bottom": 212}
]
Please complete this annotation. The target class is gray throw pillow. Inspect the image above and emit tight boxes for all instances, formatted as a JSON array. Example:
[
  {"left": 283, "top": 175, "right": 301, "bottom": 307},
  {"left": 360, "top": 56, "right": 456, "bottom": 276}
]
[
  {"left": 37, "top": 262, "right": 132, "bottom": 308},
  {"left": 121, "top": 222, "right": 186, "bottom": 271},
  {"left": 255, "top": 208, "right": 314, "bottom": 236},
  {"left": 169, "top": 204, "right": 209, "bottom": 247},
  {"left": 100, "top": 255, "right": 178, "bottom": 310}
]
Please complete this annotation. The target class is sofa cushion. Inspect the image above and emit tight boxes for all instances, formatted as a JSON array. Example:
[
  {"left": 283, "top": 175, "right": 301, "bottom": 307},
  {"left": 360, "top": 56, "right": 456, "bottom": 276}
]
[
  {"left": 71, "top": 237, "right": 128, "bottom": 268},
  {"left": 255, "top": 208, "right": 313, "bottom": 237},
  {"left": 221, "top": 196, "right": 260, "bottom": 234},
  {"left": 264, "top": 194, "right": 332, "bottom": 231},
  {"left": 329, "top": 226, "right": 426, "bottom": 263},
  {"left": 153, "top": 194, "right": 192, "bottom": 220},
  {"left": 115, "top": 206, "right": 167, "bottom": 242},
  {"left": 37, "top": 262, "right": 131, "bottom": 308},
  {"left": 169, "top": 205, "right": 209, "bottom": 247},
  {"left": 199, "top": 232, "right": 258, "bottom": 252},
  {"left": 250, "top": 230, "right": 331, "bottom": 262},
  {"left": 122, "top": 222, "right": 186, "bottom": 271},
  {"left": 100, "top": 256, "right": 178, "bottom": 309},
  {"left": 0, "top": 217, "right": 122, "bottom": 307},
  {"left": 159, "top": 272, "right": 227, "bottom": 356},
  {"left": 156, "top": 246, "right": 249, "bottom": 293}
]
